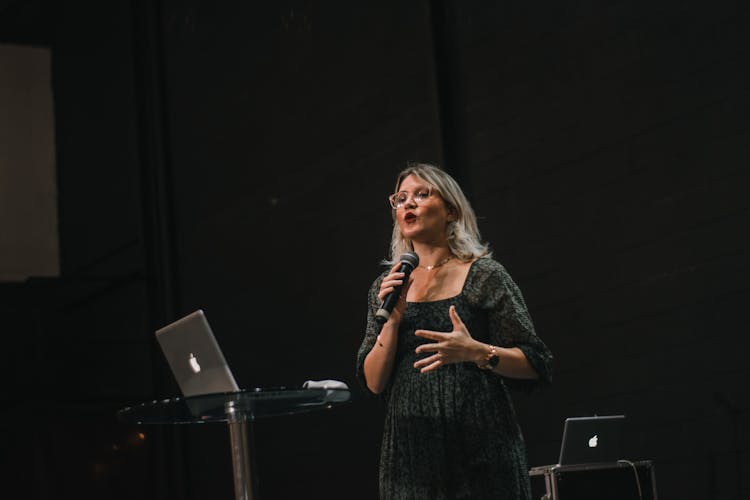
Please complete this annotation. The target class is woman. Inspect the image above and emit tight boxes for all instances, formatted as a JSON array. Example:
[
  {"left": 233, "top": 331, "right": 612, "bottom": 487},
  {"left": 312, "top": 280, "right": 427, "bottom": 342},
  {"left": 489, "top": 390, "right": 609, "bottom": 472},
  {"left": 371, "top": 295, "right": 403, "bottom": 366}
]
[{"left": 356, "top": 163, "right": 552, "bottom": 499}]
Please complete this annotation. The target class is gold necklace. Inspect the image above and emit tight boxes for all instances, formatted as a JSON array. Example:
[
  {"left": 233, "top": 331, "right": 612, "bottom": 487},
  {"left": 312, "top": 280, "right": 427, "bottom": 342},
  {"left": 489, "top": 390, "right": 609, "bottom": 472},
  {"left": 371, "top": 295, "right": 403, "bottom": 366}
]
[{"left": 420, "top": 255, "right": 454, "bottom": 271}]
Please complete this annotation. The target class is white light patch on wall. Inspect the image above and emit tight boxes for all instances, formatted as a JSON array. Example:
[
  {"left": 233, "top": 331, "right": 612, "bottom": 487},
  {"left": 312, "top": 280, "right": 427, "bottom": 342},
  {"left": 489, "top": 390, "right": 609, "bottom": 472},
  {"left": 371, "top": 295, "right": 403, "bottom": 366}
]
[{"left": 0, "top": 44, "right": 59, "bottom": 281}]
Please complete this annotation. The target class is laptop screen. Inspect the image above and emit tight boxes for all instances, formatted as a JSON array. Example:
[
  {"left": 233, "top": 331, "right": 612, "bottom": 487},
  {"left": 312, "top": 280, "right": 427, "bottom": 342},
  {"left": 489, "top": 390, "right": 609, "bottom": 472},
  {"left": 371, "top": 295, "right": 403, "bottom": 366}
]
[
  {"left": 558, "top": 414, "right": 626, "bottom": 465},
  {"left": 155, "top": 309, "right": 240, "bottom": 397}
]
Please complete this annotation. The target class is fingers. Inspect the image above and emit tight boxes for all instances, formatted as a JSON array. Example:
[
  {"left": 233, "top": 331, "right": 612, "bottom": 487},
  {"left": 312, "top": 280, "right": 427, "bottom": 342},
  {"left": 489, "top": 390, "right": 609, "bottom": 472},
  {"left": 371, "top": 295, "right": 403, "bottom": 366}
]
[
  {"left": 381, "top": 277, "right": 404, "bottom": 291},
  {"left": 414, "top": 342, "right": 450, "bottom": 373},
  {"left": 414, "top": 308, "right": 464, "bottom": 336},
  {"left": 414, "top": 341, "right": 442, "bottom": 355},
  {"left": 449, "top": 305, "right": 465, "bottom": 328},
  {"left": 378, "top": 282, "right": 402, "bottom": 302},
  {"left": 414, "top": 329, "right": 448, "bottom": 341},
  {"left": 409, "top": 307, "right": 470, "bottom": 375},
  {"left": 378, "top": 272, "right": 405, "bottom": 302},
  {"left": 413, "top": 353, "right": 442, "bottom": 372}
]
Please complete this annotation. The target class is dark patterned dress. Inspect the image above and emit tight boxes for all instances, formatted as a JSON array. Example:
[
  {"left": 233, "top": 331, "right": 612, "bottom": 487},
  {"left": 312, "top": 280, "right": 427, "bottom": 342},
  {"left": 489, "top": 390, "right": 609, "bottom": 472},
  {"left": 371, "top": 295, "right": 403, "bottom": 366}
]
[{"left": 356, "top": 257, "right": 553, "bottom": 500}]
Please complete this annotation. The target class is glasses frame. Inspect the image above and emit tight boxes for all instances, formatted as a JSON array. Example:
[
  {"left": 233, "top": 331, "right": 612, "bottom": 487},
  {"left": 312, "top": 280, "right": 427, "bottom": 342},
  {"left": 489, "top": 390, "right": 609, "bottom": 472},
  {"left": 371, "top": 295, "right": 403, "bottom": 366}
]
[{"left": 388, "top": 186, "right": 434, "bottom": 209}]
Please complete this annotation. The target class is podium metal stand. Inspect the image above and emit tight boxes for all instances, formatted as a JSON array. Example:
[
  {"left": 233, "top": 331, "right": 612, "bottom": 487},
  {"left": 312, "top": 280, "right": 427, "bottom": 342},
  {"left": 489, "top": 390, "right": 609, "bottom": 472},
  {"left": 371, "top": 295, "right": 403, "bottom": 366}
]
[
  {"left": 529, "top": 460, "right": 657, "bottom": 500},
  {"left": 117, "top": 387, "right": 351, "bottom": 500}
]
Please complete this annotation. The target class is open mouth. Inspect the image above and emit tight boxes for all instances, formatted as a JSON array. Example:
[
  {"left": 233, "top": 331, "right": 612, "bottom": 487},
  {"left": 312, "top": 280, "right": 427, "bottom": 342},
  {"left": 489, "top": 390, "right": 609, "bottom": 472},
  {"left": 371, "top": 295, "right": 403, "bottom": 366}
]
[{"left": 404, "top": 212, "right": 417, "bottom": 223}]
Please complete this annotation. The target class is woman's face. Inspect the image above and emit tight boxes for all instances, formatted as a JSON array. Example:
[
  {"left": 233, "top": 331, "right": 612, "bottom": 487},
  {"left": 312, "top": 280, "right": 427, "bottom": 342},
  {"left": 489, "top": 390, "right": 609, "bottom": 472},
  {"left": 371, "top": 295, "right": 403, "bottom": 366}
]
[{"left": 394, "top": 174, "right": 455, "bottom": 245}]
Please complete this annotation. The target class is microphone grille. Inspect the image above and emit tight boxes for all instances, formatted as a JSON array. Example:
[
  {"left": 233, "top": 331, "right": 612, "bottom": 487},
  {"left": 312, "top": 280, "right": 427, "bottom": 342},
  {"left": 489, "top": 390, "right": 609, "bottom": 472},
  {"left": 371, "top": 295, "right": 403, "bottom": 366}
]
[{"left": 400, "top": 252, "right": 419, "bottom": 268}]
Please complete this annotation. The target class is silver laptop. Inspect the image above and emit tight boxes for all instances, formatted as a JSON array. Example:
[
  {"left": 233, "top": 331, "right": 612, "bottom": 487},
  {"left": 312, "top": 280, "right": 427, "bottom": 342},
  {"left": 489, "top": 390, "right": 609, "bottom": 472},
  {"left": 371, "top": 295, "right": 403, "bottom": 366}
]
[
  {"left": 155, "top": 309, "right": 240, "bottom": 397},
  {"left": 558, "top": 414, "right": 626, "bottom": 465}
]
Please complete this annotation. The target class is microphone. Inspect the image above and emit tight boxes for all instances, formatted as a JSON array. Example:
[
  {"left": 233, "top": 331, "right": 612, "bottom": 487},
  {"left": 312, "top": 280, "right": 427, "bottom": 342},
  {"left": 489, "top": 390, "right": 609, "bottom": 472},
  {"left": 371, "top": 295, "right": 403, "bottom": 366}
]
[{"left": 375, "top": 252, "right": 419, "bottom": 324}]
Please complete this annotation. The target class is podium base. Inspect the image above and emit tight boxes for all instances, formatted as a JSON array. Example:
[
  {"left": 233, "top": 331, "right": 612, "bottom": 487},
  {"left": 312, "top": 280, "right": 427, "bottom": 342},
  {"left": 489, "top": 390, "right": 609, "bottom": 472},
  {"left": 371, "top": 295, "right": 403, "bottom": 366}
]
[{"left": 529, "top": 460, "right": 657, "bottom": 500}]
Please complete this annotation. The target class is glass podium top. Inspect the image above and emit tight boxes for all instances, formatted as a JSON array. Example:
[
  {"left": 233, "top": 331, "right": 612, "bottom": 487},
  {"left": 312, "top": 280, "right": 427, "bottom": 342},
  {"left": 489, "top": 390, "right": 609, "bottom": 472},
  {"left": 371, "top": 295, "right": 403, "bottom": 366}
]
[{"left": 117, "top": 387, "right": 351, "bottom": 425}]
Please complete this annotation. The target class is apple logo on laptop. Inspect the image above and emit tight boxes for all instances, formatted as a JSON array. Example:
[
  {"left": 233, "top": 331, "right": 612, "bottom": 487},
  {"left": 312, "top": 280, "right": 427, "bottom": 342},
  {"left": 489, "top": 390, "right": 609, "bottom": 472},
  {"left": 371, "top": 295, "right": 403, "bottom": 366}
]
[
  {"left": 188, "top": 353, "right": 201, "bottom": 374},
  {"left": 588, "top": 435, "right": 598, "bottom": 448}
]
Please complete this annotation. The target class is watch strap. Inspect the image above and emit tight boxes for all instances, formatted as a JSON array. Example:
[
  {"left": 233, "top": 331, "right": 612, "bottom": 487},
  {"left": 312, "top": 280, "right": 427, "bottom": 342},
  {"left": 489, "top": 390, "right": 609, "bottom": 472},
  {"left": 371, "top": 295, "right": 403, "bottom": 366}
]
[{"left": 476, "top": 345, "right": 500, "bottom": 370}]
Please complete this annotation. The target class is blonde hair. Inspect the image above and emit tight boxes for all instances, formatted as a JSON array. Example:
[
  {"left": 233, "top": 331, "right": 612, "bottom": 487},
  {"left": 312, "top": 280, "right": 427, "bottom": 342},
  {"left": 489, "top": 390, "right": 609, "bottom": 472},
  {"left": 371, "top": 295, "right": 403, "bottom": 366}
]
[{"left": 385, "top": 163, "right": 491, "bottom": 265}]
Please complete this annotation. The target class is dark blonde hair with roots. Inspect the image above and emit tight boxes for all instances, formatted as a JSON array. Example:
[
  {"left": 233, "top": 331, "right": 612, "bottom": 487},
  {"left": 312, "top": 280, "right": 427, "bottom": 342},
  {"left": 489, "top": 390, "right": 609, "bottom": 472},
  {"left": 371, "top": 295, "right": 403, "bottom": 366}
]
[{"left": 385, "top": 163, "right": 491, "bottom": 265}]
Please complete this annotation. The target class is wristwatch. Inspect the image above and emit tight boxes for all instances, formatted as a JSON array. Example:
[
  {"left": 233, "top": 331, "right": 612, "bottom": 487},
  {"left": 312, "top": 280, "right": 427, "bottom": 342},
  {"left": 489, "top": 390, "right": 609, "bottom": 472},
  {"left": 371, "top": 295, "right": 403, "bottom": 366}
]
[{"left": 476, "top": 345, "right": 500, "bottom": 370}]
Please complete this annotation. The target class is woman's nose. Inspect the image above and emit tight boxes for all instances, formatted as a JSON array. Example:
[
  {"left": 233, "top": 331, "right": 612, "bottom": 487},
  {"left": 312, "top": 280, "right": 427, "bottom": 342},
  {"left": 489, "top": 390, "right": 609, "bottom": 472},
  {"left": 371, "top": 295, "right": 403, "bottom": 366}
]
[{"left": 402, "top": 194, "right": 418, "bottom": 208}]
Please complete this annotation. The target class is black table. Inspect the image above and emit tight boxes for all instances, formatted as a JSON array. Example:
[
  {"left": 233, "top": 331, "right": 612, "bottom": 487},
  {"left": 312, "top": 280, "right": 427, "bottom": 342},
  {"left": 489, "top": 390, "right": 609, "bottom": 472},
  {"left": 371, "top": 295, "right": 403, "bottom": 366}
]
[
  {"left": 529, "top": 460, "right": 657, "bottom": 500},
  {"left": 117, "top": 387, "right": 351, "bottom": 500}
]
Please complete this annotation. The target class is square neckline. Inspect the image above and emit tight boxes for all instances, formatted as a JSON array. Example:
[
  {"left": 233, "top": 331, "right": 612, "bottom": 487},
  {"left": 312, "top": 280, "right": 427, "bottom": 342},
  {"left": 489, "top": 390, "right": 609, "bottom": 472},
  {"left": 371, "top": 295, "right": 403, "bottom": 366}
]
[{"left": 405, "top": 257, "right": 481, "bottom": 304}]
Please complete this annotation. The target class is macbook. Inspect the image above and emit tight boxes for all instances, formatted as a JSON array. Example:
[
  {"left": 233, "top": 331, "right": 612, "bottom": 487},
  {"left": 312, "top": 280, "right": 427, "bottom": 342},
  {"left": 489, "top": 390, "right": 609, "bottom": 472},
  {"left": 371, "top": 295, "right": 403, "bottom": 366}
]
[
  {"left": 155, "top": 309, "right": 240, "bottom": 397},
  {"left": 558, "top": 414, "right": 626, "bottom": 465}
]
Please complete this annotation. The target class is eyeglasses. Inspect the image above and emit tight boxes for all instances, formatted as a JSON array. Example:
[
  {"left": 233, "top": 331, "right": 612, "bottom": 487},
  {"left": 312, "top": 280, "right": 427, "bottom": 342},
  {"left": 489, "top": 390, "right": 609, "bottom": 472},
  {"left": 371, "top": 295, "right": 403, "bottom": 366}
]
[{"left": 388, "top": 187, "right": 433, "bottom": 209}]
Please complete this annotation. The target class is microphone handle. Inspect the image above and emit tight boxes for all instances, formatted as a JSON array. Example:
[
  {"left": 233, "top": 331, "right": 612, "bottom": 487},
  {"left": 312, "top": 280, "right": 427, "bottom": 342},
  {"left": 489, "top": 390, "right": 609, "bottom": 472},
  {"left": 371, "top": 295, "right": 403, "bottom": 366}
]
[{"left": 375, "top": 262, "right": 414, "bottom": 324}]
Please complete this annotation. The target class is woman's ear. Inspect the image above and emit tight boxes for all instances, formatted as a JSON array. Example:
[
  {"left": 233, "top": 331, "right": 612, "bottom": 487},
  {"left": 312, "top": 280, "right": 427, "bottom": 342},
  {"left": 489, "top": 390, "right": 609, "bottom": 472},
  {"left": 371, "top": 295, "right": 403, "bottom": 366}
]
[{"left": 447, "top": 205, "right": 458, "bottom": 221}]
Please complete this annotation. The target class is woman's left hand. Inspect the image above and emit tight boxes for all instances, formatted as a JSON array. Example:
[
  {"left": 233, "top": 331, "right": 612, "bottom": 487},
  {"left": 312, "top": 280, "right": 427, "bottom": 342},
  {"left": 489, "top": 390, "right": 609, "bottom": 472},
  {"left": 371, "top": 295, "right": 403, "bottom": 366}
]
[{"left": 414, "top": 305, "right": 482, "bottom": 373}]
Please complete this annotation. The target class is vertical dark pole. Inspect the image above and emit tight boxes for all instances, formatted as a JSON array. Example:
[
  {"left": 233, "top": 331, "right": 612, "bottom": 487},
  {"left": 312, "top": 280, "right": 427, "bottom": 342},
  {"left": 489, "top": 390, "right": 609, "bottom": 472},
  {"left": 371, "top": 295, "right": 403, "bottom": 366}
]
[
  {"left": 428, "top": 0, "right": 472, "bottom": 196},
  {"left": 131, "top": 2, "right": 178, "bottom": 324},
  {"left": 131, "top": 1, "right": 185, "bottom": 499},
  {"left": 225, "top": 402, "right": 254, "bottom": 500}
]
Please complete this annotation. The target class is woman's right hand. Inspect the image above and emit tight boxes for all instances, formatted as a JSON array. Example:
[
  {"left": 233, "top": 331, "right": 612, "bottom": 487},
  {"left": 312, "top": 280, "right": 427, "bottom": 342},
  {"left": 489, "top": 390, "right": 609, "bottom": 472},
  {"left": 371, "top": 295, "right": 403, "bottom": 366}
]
[{"left": 378, "top": 262, "right": 411, "bottom": 324}]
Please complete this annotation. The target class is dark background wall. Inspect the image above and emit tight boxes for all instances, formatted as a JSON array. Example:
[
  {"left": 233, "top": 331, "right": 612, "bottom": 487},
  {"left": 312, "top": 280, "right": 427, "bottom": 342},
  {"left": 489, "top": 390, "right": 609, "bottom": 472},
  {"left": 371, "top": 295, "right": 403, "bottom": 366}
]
[{"left": 1, "top": 1, "right": 748, "bottom": 499}]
